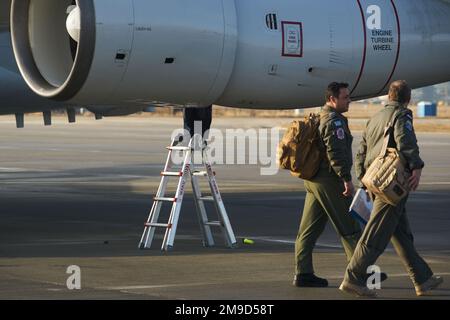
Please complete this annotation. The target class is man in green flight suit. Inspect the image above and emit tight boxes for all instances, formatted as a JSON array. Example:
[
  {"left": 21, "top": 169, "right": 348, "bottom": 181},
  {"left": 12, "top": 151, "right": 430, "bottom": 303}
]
[
  {"left": 294, "top": 82, "right": 362, "bottom": 287},
  {"left": 340, "top": 80, "right": 443, "bottom": 297}
]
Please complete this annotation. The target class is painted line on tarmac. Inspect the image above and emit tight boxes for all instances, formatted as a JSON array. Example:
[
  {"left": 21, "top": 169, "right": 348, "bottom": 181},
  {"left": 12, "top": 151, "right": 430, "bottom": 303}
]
[
  {"left": 247, "top": 237, "right": 402, "bottom": 252},
  {"left": 421, "top": 142, "right": 450, "bottom": 146},
  {"left": 420, "top": 182, "right": 450, "bottom": 185},
  {"left": 0, "top": 167, "right": 55, "bottom": 172},
  {"left": 381, "top": 272, "right": 450, "bottom": 278},
  {"left": 0, "top": 146, "right": 20, "bottom": 150},
  {"left": 102, "top": 273, "right": 450, "bottom": 291},
  {"left": 103, "top": 283, "right": 217, "bottom": 291},
  {"left": 4, "top": 237, "right": 137, "bottom": 246},
  {"left": 324, "top": 272, "right": 450, "bottom": 280},
  {"left": 246, "top": 237, "right": 343, "bottom": 249}
]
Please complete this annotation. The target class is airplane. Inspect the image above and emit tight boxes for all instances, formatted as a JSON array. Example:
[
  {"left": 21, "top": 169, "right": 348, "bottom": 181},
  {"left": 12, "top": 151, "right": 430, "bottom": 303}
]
[{"left": 2, "top": 0, "right": 450, "bottom": 125}]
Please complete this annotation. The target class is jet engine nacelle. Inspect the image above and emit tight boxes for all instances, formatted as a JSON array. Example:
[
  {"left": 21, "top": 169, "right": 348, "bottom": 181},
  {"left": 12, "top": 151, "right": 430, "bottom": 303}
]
[{"left": 10, "top": 0, "right": 450, "bottom": 109}]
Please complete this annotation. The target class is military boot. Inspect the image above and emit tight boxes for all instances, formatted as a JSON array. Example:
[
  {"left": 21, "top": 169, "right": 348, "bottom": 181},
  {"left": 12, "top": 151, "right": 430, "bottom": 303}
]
[
  {"left": 339, "top": 280, "right": 377, "bottom": 298},
  {"left": 415, "top": 275, "right": 443, "bottom": 296},
  {"left": 293, "top": 274, "right": 329, "bottom": 287}
]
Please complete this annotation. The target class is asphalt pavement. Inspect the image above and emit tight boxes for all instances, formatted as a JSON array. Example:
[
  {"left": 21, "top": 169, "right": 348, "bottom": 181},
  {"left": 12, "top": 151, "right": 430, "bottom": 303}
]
[{"left": 0, "top": 115, "right": 448, "bottom": 300}]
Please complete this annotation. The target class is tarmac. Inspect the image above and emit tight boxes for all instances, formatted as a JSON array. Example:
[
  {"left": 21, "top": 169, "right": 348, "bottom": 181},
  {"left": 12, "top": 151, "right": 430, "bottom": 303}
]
[{"left": 0, "top": 115, "right": 449, "bottom": 300}]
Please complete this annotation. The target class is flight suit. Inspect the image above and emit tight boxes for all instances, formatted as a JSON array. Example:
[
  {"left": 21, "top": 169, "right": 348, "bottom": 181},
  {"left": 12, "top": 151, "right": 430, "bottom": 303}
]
[
  {"left": 344, "top": 102, "right": 434, "bottom": 287},
  {"left": 295, "top": 105, "right": 361, "bottom": 275}
]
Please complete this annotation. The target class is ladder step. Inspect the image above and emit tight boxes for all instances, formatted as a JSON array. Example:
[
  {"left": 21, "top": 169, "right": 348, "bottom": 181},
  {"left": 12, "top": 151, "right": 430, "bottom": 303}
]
[
  {"left": 161, "top": 171, "right": 182, "bottom": 177},
  {"left": 167, "top": 146, "right": 191, "bottom": 151},
  {"left": 192, "top": 171, "right": 207, "bottom": 176},
  {"left": 145, "top": 222, "right": 172, "bottom": 228},
  {"left": 193, "top": 171, "right": 216, "bottom": 176},
  {"left": 205, "top": 221, "right": 222, "bottom": 227},
  {"left": 198, "top": 196, "right": 215, "bottom": 202},
  {"left": 154, "top": 197, "right": 177, "bottom": 202}
]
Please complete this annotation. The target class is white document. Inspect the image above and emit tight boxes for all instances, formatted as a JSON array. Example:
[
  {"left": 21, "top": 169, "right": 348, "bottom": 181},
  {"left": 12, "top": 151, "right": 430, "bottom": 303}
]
[{"left": 349, "top": 188, "right": 373, "bottom": 225}]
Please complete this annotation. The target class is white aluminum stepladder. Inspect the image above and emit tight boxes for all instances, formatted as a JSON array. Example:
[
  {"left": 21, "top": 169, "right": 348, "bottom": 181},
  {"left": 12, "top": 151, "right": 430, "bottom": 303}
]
[{"left": 139, "top": 134, "right": 237, "bottom": 251}]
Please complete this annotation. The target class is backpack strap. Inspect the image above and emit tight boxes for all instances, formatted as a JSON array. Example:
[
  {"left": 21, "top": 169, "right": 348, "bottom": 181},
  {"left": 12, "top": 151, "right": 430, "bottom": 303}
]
[{"left": 379, "top": 109, "right": 401, "bottom": 157}]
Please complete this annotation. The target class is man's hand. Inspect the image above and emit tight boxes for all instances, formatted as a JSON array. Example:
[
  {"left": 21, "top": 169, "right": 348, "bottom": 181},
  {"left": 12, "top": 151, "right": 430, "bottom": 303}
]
[
  {"left": 408, "top": 169, "right": 422, "bottom": 191},
  {"left": 343, "top": 181, "right": 355, "bottom": 197}
]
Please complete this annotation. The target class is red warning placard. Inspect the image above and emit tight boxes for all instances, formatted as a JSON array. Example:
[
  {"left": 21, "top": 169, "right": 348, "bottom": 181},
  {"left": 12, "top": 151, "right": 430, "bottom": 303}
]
[{"left": 282, "top": 21, "right": 303, "bottom": 57}]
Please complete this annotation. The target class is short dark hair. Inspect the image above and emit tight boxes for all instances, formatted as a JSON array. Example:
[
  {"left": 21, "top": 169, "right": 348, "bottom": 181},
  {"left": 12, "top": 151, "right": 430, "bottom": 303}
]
[
  {"left": 326, "top": 82, "right": 349, "bottom": 102},
  {"left": 388, "top": 80, "right": 411, "bottom": 104}
]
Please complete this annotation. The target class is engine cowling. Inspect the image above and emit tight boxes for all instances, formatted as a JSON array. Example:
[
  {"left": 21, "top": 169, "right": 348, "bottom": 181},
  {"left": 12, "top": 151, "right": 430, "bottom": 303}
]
[
  {"left": 10, "top": 0, "right": 450, "bottom": 109},
  {"left": 11, "top": 0, "right": 236, "bottom": 108}
]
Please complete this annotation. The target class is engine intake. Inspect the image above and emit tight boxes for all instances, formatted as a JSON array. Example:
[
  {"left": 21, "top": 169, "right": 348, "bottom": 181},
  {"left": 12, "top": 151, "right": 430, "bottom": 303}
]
[{"left": 10, "top": 0, "right": 95, "bottom": 100}]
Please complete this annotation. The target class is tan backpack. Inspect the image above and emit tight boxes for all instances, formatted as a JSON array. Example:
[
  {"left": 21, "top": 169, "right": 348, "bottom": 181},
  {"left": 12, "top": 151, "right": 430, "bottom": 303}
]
[
  {"left": 277, "top": 114, "right": 323, "bottom": 180},
  {"left": 361, "top": 112, "right": 411, "bottom": 206}
]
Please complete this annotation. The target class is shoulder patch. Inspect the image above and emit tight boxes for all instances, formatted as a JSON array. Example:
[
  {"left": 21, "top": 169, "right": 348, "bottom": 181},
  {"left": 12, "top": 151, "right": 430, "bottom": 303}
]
[
  {"left": 405, "top": 120, "right": 413, "bottom": 132},
  {"left": 334, "top": 120, "right": 343, "bottom": 127},
  {"left": 336, "top": 127, "right": 345, "bottom": 140}
]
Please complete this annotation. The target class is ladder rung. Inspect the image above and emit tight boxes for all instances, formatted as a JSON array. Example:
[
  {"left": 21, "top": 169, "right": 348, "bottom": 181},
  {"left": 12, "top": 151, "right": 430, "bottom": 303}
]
[
  {"left": 198, "top": 196, "right": 215, "bottom": 202},
  {"left": 192, "top": 171, "right": 216, "bottom": 176},
  {"left": 145, "top": 222, "right": 172, "bottom": 228},
  {"left": 161, "top": 171, "right": 182, "bottom": 177},
  {"left": 154, "top": 197, "right": 177, "bottom": 202},
  {"left": 167, "top": 146, "right": 191, "bottom": 151},
  {"left": 205, "top": 221, "right": 221, "bottom": 227}
]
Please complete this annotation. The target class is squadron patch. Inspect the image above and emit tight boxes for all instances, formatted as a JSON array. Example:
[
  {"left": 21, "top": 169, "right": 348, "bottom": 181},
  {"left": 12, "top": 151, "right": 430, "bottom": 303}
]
[
  {"left": 334, "top": 120, "right": 343, "bottom": 127},
  {"left": 336, "top": 127, "right": 345, "bottom": 140},
  {"left": 405, "top": 120, "right": 413, "bottom": 132}
]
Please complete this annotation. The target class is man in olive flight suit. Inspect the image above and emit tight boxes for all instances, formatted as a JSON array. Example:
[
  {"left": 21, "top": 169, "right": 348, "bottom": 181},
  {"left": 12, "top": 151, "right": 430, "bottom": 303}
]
[
  {"left": 340, "top": 80, "right": 443, "bottom": 297},
  {"left": 294, "top": 82, "right": 362, "bottom": 287}
]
